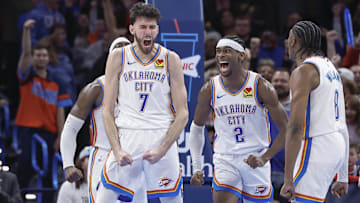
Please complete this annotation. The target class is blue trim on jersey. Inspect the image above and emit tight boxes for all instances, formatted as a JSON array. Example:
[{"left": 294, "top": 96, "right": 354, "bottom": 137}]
[
  {"left": 293, "top": 138, "right": 312, "bottom": 186},
  {"left": 255, "top": 74, "right": 265, "bottom": 107},
  {"left": 92, "top": 79, "right": 104, "bottom": 110},
  {"left": 89, "top": 147, "right": 97, "bottom": 203},
  {"left": 302, "top": 62, "right": 320, "bottom": 76},
  {"left": 90, "top": 113, "right": 95, "bottom": 145},
  {"left": 304, "top": 95, "right": 311, "bottom": 139},
  {"left": 118, "top": 48, "right": 125, "bottom": 77},
  {"left": 295, "top": 195, "right": 324, "bottom": 203},
  {"left": 210, "top": 78, "right": 214, "bottom": 107},
  {"left": 212, "top": 179, "right": 242, "bottom": 199},
  {"left": 220, "top": 71, "right": 248, "bottom": 95},
  {"left": 101, "top": 169, "right": 134, "bottom": 201},
  {"left": 147, "top": 177, "right": 183, "bottom": 199},
  {"left": 131, "top": 44, "right": 160, "bottom": 65},
  {"left": 242, "top": 188, "right": 274, "bottom": 202}
]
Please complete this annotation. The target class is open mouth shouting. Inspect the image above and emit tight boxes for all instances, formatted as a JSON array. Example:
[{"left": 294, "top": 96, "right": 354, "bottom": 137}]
[{"left": 219, "top": 61, "right": 230, "bottom": 74}]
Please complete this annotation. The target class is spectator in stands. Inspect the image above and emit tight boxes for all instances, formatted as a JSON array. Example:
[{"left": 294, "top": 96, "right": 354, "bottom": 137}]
[
  {"left": 204, "top": 31, "right": 220, "bottom": 71},
  {"left": 326, "top": 143, "right": 360, "bottom": 203},
  {"left": 234, "top": 15, "right": 252, "bottom": 47},
  {"left": 73, "top": 14, "right": 90, "bottom": 48},
  {"left": 0, "top": 170, "right": 23, "bottom": 203},
  {"left": 341, "top": 77, "right": 358, "bottom": 98},
  {"left": 346, "top": 95, "right": 360, "bottom": 147},
  {"left": 218, "top": 9, "right": 235, "bottom": 36},
  {"left": 15, "top": 19, "right": 72, "bottom": 188},
  {"left": 25, "top": 0, "right": 66, "bottom": 45},
  {"left": 57, "top": 146, "right": 90, "bottom": 203},
  {"left": 40, "top": 23, "right": 77, "bottom": 102},
  {"left": 269, "top": 69, "right": 290, "bottom": 203},
  {"left": 351, "top": 65, "right": 360, "bottom": 95},
  {"left": 257, "top": 58, "right": 275, "bottom": 82},
  {"left": 258, "top": 30, "right": 285, "bottom": 69},
  {"left": 342, "top": 32, "right": 360, "bottom": 68},
  {"left": 278, "top": 12, "right": 302, "bottom": 48}
]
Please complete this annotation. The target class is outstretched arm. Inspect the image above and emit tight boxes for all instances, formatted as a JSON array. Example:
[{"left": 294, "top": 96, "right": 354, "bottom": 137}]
[
  {"left": 18, "top": 19, "right": 35, "bottom": 75},
  {"left": 245, "top": 77, "right": 288, "bottom": 168},
  {"left": 143, "top": 51, "right": 189, "bottom": 163},
  {"left": 60, "top": 81, "right": 101, "bottom": 182},
  {"left": 189, "top": 81, "right": 212, "bottom": 186},
  {"left": 280, "top": 63, "right": 319, "bottom": 201}
]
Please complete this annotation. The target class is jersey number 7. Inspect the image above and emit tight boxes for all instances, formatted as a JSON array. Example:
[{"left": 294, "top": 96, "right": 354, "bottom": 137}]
[{"left": 140, "top": 93, "right": 149, "bottom": 112}]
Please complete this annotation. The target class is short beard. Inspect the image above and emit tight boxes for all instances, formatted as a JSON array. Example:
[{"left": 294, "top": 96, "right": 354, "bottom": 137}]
[
  {"left": 134, "top": 33, "right": 153, "bottom": 54},
  {"left": 277, "top": 91, "right": 289, "bottom": 100}
]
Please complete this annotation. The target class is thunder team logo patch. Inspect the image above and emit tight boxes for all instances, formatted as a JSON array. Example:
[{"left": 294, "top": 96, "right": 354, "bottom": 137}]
[
  {"left": 255, "top": 185, "right": 267, "bottom": 194},
  {"left": 243, "top": 87, "right": 253, "bottom": 98},
  {"left": 158, "top": 177, "right": 172, "bottom": 187},
  {"left": 155, "top": 59, "right": 164, "bottom": 69}
]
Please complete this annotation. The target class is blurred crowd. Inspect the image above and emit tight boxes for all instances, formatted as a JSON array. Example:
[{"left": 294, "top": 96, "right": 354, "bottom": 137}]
[{"left": 0, "top": 0, "right": 359, "bottom": 202}]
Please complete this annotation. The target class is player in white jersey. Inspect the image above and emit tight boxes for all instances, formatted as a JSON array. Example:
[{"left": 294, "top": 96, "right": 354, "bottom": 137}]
[
  {"left": 60, "top": 37, "right": 130, "bottom": 203},
  {"left": 96, "top": 3, "right": 188, "bottom": 203},
  {"left": 189, "top": 35, "right": 288, "bottom": 203},
  {"left": 280, "top": 21, "right": 349, "bottom": 203}
]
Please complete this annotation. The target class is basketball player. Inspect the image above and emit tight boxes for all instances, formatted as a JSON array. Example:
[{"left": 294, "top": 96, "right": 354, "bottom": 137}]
[
  {"left": 189, "top": 35, "right": 288, "bottom": 203},
  {"left": 96, "top": 3, "right": 188, "bottom": 203},
  {"left": 280, "top": 21, "right": 349, "bottom": 202},
  {"left": 60, "top": 37, "right": 130, "bottom": 203}
]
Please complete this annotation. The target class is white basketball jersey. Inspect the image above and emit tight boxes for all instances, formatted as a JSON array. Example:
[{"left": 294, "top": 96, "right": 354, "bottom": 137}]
[
  {"left": 115, "top": 44, "right": 175, "bottom": 129},
  {"left": 301, "top": 56, "right": 347, "bottom": 138},
  {"left": 90, "top": 75, "right": 111, "bottom": 150},
  {"left": 211, "top": 71, "right": 270, "bottom": 155}
]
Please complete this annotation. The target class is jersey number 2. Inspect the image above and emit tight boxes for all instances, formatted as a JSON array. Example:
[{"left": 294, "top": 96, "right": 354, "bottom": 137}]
[
  {"left": 140, "top": 93, "right": 149, "bottom": 112},
  {"left": 334, "top": 90, "right": 339, "bottom": 120},
  {"left": 234, "top": 127, "right": 245, "bottom": 143}
]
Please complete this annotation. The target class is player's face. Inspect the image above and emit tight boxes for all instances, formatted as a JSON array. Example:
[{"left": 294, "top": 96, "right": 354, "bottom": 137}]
[
  {"left": 215, "top": 46, "right": 244, "bottom": 77},
  {"left": 287, "top": 30, "right": 296, "bottom": 59},
  {"left": 32, "top": 48, "right": 49, "bottom": 68},
  {"left": 271, "top": 71, "right": 290, "bottom": 99},
  {"left": 130, "top": 17, "right": 159, "bottom": 54},
  {"left": 349, "top": 148, "right": 358, "bottom": 166},
  {"left": 114, "top": 42, "right": 131, "bottom": 50}
]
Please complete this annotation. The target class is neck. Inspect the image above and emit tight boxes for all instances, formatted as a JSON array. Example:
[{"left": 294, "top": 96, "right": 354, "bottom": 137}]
[
  {"left": 34, "top": 66, "right": 47, "bottom": 78},
  {"left": 133, "top": 43, "right": 157, "bottom": 61},
  {"left": 279, "top": 96, "right": 290, "bottom": 105},
  {"left": 222, "top": 68, "right": 247, "bottom": 91}
]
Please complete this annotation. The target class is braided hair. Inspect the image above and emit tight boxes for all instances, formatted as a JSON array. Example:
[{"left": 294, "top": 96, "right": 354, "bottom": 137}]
[
  {"left": 223, "top": 35, "right": 246, "bottom": 50},
  {"left": 291, "top": 21, "right": 323, "bottom": 58}
]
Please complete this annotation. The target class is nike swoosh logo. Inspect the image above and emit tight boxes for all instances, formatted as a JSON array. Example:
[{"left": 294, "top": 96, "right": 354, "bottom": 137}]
[
  {"left": 127, "top": 61, "right": 136, "bottom": 65},
  {"left": 216, "top": 94, "right": 226, "bottom": 99}
]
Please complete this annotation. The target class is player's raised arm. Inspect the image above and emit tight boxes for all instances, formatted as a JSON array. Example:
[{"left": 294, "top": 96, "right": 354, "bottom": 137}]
[
  {"left": 280, "top": 63, "right": 319, "bottom": 200},
  {"left": 189, "top": 81, "right": 212, "bottom": 186},
  {"left": 60, "top": 81, "right": 101, "bottom": 182},
  {"left": 245, "top": 77, "right": 288, "bottom": 168}
]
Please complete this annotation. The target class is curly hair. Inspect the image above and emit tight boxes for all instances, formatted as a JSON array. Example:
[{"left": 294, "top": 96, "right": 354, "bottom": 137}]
[{"left": 129, "top": 3, "right": 161, "bottom": 25}]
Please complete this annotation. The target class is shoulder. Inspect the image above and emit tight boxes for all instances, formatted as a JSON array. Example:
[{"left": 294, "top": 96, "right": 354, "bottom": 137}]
[{"left": 80, "top": 78, "right": 103, "bottom": 97}]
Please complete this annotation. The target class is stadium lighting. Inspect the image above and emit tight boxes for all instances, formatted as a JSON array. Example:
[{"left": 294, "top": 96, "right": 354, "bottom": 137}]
[{"left": 25, "top": 194, "right": 37, "bottom": 200}]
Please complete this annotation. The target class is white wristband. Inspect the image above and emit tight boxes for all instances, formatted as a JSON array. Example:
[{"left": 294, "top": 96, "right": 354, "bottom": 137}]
[
  {"left": 60, "top": 114, "right": 85, "bottom": 169},
  {"left": 189, "top": 121, "right": 205, "bottom": 172}
]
